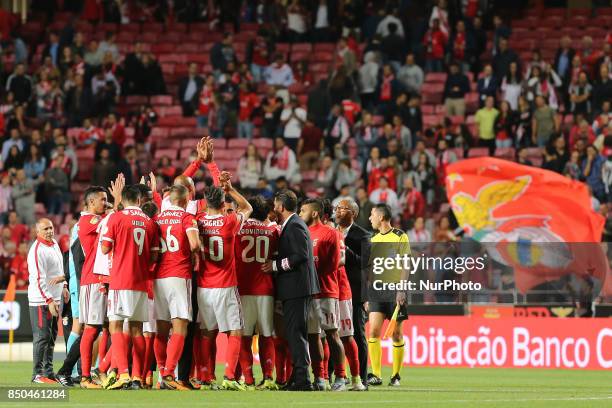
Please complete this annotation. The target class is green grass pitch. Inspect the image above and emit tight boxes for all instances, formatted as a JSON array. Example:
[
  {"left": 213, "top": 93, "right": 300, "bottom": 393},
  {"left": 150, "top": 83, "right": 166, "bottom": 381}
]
[{"left": 0, "top": 362, "right": 610, "bottom": 408}]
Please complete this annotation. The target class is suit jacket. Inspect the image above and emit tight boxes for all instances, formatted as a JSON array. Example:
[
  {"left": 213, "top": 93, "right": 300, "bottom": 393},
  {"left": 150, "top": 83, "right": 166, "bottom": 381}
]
[
  {"left": 274, "top": 214, "right": 320, "bottom": 301},
  {"left": 477, "top": 76, "right": 498, "bottom": 104},
  {"left": 178, "top": 75, "right": 204, "bottom": 109},
  {"left": 344, "top": 223, "right": 371, "bottom": 302}
]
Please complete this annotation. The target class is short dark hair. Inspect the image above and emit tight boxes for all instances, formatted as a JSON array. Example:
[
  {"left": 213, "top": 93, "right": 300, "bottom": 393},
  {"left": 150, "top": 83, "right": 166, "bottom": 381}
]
[
  {"left": 374, "top": 204, "right": 393, "bottom": 221},
  {"left": 84, "top": 186, "right": 106, "bottom": 203},
  {"left": 205, "top": 186, "right": 226, "bottom": 210},
  {"left": 301, "top": 198, "right": 323, "bottom": 216},
  {"left": 275, "top": 189, "right": 298, "bottom": 212},
  {"left": 121, "top": 185, "right": 142, "bottom": 205},
  {"left": 134, "top": 183, "right": 152, "bottom": 196},
  {"left": 249, "top": 195, "right": 269, "bottom": 222},
  {"left": 141, "top": 201, "right": 158, "bottom": 218}
]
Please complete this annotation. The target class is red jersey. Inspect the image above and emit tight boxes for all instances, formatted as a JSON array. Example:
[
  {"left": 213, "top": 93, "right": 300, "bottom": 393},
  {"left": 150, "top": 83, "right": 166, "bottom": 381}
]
[
  {"left": 11, "top": 254, "right": 28, "bottom": 289},
  {"left": 199, "top": 86, "right": 214, "bottom": 115},
  {"left": 101, "top": 206, "right": 160, "bottom": 292},
  {"left": 309, "top": 223, "right": 340, "bottom": 299},
  {"left": 8, "top": 223, "right": 28, "bottom": 246},
  {"left": 239, "top": 92, "right": 259, "bottom": 121},
  {"left": 335, "top": 229, "right": 352, "bottom": 301},
  {"left": 235, "top": 219, "right": 279, "bottom": 296},
  {"left": 197, "top": 212, "right": 243, "bottom": 288},
  {"left": 78, "top": 212, "right": 102, "bottom": 286},
  {"left": 156, "top": 206, "right": 199, "bottom": 280}
]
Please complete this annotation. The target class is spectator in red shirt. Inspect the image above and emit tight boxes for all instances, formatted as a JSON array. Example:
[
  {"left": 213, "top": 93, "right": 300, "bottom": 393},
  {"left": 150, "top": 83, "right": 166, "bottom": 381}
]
[
  {"left": 157, "top": 155, "right": 177, "bottom": 185},
  {"left": 368, "top": 157, "right": 397, "bottom": 194},
  {"left": 399, "top": 177, "right": 425, "bottom": 230},
  {"left": 247, "top": 30, "right": 272, "bottom": 83},
  {"left": 6, "top": 211, "right": 28, "bottom": 246},
  {"left": 423, "top": 18, "right": 447, "bottom": 72},
  {"left": 104, "top": 113, "right": 126, "bottom": 146},
  {"left": 197, "top": 75, "right": 216, "bottom": 129},
  {"left": 569, "top": 118, "right": 596, "bottom": 149},
  {"left": 238, "top": 83, "right": 259, "bottom": 140},
  {"left": 11, "top": 242, "right": 28, "bottom": 289},
  {"left": 297, "top": 116, "right": 323, "bottom": 171},
  {"left": 78, "top": 117, "right": 103, "bottom": 146}
]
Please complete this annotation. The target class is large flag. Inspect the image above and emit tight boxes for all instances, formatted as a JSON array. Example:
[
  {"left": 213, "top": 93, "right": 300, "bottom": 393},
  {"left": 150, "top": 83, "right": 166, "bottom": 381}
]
[
  {"left": 445, "top": 157, "right": 612, "bottom": 295},
  {"left": 2, "top": 274, "right": 16, "bottom": 302}
]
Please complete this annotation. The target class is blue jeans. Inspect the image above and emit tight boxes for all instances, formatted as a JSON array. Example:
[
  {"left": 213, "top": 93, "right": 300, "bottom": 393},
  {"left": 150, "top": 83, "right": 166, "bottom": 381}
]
[
  {"left": 496, "top": 139, "right": 513, "bottom": 149},
  {"left": 238, "top": 121, "right": 254, "bottom": 139},
  {"left": 426, "top": 58, "right": 444, "bottom": 73},
  {"left": 46, "top": 194, "right": 63, "bottom": 215},
  {"left": 251, "top": 64, "right": 265, "bottom": 83},
  {"left": 197, "top": 115, "right": 208, "bottom": 128}
]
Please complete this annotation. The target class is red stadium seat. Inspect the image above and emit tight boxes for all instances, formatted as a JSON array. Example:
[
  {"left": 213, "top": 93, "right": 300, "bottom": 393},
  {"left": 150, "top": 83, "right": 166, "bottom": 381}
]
[
  {"left": 292, "top": 43, "right": 312, "bottom": 53},
  {"left": 151, "top": 43, "right": 174, "bottom": 54},
  {"left": 252, "top": 138, "right": 272, "bottom": 150},
  {"left": 176, "top": 43, "right": 199, "bottom": 53},
  {"left": 227, "top": 139, "right": 250, "bottom": 149},
  {"left": 468, "top": 148, "right": 490, "bottom": 158},
  {"left": 121, "top": 23, "right": 141, "bottom": 33},
  {"left": 155, "top": 148, "right": 178, "bottom": 160},
  {"left": 424, "top": 73, "right": 447, "bottom": 83},
  {"left": 159, "top": 105, "right": 182, "bottom": 117},
  {"left": 150, "top": 95, "right": 173, "bottom": 106},
  {"left": 494, "top": 147, "right": 515, "bottom": 160}
]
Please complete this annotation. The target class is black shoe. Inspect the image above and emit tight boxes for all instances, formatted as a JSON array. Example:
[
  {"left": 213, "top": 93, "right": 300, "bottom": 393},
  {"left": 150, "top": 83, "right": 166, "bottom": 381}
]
[
  {"left": 388, "top": 374, "right": 400, "bottom": 387},
  {"left": 367, "top": 373, "right": 382, "bottom": 386},
  {"left": 286, "top": 383, "right": 314, "bottom": 391},
  {"left": 128, "top": 380, "right": 143, "bottom": 390},
  {"left": 56, "top": 374, "right": 74, "bottom": 387}
]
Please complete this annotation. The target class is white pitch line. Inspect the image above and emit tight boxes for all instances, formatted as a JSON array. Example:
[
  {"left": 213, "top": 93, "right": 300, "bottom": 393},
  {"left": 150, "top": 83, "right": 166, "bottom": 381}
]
[{"left": 32, "top": 395, "right": 612, "bottom": 407}]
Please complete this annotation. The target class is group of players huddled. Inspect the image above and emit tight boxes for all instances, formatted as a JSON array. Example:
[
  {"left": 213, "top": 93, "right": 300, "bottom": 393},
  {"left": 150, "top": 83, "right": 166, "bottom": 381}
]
[{"left": 51, "top": 136, "right": 407, "bottom": 392}]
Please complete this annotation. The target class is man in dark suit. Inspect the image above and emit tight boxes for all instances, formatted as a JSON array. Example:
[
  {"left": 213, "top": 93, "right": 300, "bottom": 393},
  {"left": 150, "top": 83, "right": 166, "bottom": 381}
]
[
  {"left": 263, "top": 190, "right": 320, "bottom": 391},
  {"left": 477, "top": 64, "right": 498, "bottom": 108},
  {"left": 334, "top": 198, "right": 371, "bottom": 387},
  {"left": 177, "top": 62, "right": 204, "bottom": 117}
]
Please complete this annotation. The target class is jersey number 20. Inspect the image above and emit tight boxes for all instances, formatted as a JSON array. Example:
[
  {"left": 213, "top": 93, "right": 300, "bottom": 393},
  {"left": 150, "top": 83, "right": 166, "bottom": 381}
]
[{"left": 241, "top": 236, "right": 269, "bottom": 263}]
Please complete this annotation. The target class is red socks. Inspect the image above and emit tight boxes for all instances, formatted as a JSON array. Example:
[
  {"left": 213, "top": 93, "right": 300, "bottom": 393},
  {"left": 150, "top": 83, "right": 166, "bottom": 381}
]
[
  {"left": 342, "top": 337, "right": 360, "bottom": 377},
  {"left": 131, "top": 335, "right": 146, "bottom": 379},
  {"left": 200, "top": 335, "right": 214, "bottom": 382},
  {"left": 111, "top": 332, "right": 129, "bottom": 375},
  {"left": 79, "top": 327, "right": 98, "bottom": 378},
  {"left": 224, "top": 335, "right": 241, "bottom": 380},
  {"left": 153, "top": 334, "right": 168, "bottom": 376},
  {"left": 239, "top": 337, "right": 254, "bottom": 384},
  {"left": 98, "top": 329, "right": 109, "bottom": 364},
  {"left": 144, "top": 335, "right": 155, "bottom": 379},
  {"left": 98, "top": 343, "right": 113, "bottom": 373},
  {"left": 322, "top": 340, "right": 330, "bottom": 379},
  {"left": 165, "top": 334, "right": 186, "bottom": 377},
  {"left": 260, "top": 336, "right": 275, "bottom": 379}
]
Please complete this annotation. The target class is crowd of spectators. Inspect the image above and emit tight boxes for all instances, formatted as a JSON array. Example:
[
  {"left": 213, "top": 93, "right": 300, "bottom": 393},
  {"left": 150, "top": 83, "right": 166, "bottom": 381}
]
[{"left": 0, "top": 0, "right": 610, "bottom": 302}]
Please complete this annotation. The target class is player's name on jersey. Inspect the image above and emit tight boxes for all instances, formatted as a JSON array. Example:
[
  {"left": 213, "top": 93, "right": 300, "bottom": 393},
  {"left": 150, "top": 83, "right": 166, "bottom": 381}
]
[
  {"left": 238, "top": 228, "right": 275, "bottom": 236},
  {"left": 131, "top": 220, "right": 145, "bottom": 227},
  {"left": 157, "top": 217, "right": 183, "bottom": 225},
  {"left": 159, "top": 210, "right": 186, "bottom": 218}
]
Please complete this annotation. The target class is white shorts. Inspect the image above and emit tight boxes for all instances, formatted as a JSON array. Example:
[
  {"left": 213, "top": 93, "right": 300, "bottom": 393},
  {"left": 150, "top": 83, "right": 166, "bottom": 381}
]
[
  {"left": 78, "top": 283, "right": 107, "bottom": 325},
  {"left": 143, "top": 298, "right": 156, "bottom": 333},
  {"left": 154, "top": 277, "right": 192, "bottom": 322},
  {"left": 308, "top": 298, "right": 340, "bottom": 334},
  {"left": 338, "top": 299, "right": 354, "bottom": 337},
  {"left": 241, "top": 295, "right": 274, "bottom": 337},
  {"left": 107, "top": 289, "right": 149, "bottom": 322},
  {"left": 196, "top": 287, "right": 243, "bottom": 332}
]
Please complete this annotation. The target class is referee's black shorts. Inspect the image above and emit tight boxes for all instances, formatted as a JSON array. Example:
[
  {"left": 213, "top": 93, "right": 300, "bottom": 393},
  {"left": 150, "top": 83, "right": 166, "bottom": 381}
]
[{"left": 368, "top": 301, "right": 409, "bottom": 322}]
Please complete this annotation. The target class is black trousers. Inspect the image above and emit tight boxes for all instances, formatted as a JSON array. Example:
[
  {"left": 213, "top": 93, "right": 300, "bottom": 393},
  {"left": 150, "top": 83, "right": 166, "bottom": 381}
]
[
  {"left": 352, "top": 300, "right": 368, "bottom": 382},
  {"left": 29, "top": 305, "right": 59, "bottom": 378},
  {"left": 282, "top": 296, "right": 312, "bottom": 386}
]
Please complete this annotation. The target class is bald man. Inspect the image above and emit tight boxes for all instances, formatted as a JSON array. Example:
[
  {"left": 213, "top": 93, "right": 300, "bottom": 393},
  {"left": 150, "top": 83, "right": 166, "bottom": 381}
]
[{"left": 27, "top": 218, "right": 69, "bottom": 383}]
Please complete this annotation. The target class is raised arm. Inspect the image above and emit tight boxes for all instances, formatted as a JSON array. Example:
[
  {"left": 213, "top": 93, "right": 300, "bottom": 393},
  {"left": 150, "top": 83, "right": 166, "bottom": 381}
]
[{"left": 183, "top": 137, "right": 220, "bottom": 186}]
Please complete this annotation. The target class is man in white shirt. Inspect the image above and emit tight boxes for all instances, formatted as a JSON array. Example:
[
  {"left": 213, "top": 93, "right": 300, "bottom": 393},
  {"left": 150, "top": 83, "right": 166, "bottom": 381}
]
[
  {"left": 368, "top": 177, "right": 400, "bottom": 218},
  {"left": 376, "top": 10, "right": 405, "bottom": 38},
  {"left": 280, "top": 97, "right": 307, "bottom": 152},
  {"left": 28, "top": 218, "right": 68, "bottom": 383},
  {"left": 264, "top": 54, "right": 294, "bottom": 88}
]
